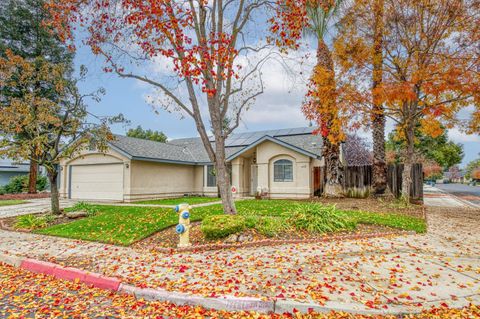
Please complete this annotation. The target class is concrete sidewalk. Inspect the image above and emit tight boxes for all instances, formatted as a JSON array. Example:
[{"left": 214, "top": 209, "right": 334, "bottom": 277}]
[
  {"left": 423, "top": 185, "right": 474, "bottom": 208},
  {"left": 0, "top": 198, "right": 76, "bottom": 218},
  {"left": 0, "top": 205, "right": 479, "bottom": 315}
]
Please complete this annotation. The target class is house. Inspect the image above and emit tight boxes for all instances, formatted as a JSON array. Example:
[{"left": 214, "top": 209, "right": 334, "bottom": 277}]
[
  {"left": 0, "top": 159, "right": 31, "bottom": 186},
  {"left": 59, "top": 127, "right": 339, "bottom": 202}
]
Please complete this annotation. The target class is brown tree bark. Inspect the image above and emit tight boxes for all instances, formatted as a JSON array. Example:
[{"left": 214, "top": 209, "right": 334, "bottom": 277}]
[
  {"left": 401, "top": 120, "right": 414, "bottom": 201},
  {"left": 210, "top": 121, "right": 237, "bottom": 214},
  {"left": 371, "top": 0, "right": 387, "bottom": 195},
  {"left": 47, "top": 169, "right": 61, "bottom": 215},
  {"left": 316, "top": 39, "right": 344, "bottom": 197},
  {"left": 28, "top": 155, "right": 38, "bottom": 194}
]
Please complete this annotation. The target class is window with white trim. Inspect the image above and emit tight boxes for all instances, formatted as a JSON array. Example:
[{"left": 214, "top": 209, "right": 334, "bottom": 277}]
[
  {"left": 273, "top": 159, "right": 293, "bottom": 182},
  {"left": 205, "top": 164, "right": 232, "bottom": 187},
  {"left": 206, "top": 165, "right": 216, "bottom": 187}
]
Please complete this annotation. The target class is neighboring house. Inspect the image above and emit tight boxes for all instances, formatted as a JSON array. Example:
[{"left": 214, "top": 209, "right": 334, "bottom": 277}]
[
  {"left": 0, "top": 159, "right": 30, "bottom": 186},
  {"left": 58, "top": 127, "right": 348, "bottom": 202},
  {"left": 0, "top": 159, "right": 48, "bottom": 187},
  {"left": 444, "top": 170, "right": 466, "bottom": 184}
]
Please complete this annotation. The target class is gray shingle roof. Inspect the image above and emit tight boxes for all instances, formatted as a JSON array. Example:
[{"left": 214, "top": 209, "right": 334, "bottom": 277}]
[{"left": 110, "top": 127, "right": 323, "bottom": 165}]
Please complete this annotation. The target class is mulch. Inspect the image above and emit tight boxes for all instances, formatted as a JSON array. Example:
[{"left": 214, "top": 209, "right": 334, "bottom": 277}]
[
  {"left": 0, "top": 212, "right": 70, "bottom": 232},
  {"left": 306, "top": 197, "right": 426, "bottom": 218},
  {"left": 0, "top": 193, "right": 50, "bottom": 200},
  {"left": 132, "top": 222, "right": 401, "bottom": 251}
]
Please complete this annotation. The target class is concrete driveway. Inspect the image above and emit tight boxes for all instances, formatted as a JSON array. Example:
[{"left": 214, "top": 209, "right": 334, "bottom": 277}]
[{"left": 0, "top": 198, "right": 76, "bottom": 218}]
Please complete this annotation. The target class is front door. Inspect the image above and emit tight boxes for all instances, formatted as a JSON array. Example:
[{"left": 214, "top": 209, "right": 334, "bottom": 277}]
[{"left": 250, "top": 164, "right": 258, "bottom": 196}]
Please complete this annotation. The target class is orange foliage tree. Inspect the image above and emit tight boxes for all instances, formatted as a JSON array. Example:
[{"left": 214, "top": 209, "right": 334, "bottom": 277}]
[
  {"left": 47, "top": 0, "right": 279, "bottom": 214},
  {"left": 0, "top": 51, "right": 114, "bottom": 214},
  {"left": 422, "top": 160, "right": 443, "bottom": 182},
  {"left": 334, "top": 0, "right": 479, "bottom": 199},
  {"left": 271, "top": 0, "right": 354, "bottom": 197},
  {"left": 473, "top": 168, "right": 480, "bottom": 181}
]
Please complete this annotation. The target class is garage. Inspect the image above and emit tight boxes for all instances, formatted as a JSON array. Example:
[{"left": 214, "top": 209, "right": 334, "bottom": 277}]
[{"left": 69, "top": 164, "right": 124, "bottom": 201}]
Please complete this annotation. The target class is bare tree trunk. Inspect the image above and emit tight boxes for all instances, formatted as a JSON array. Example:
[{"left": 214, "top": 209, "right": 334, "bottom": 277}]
[
  {"left": 28, "top": 150, "right": 38, "bottom": 194},
  {"left": 401, "top": 123, "right": 414, "bottom": 201},
  {"left": 316, "top": 39, "right": 344, "bottom": 197},
  {"left": 371, "top": 0, "right": 387, "bottom": 195},
  {"left": 323, "top": 139, "right": 344, "bottom": 197},
  {"left": 213, "top": 137, "right": 237, "bottom": 214},
  {"left": 47, "top": 169, "right": 61, "bottom": 215}
]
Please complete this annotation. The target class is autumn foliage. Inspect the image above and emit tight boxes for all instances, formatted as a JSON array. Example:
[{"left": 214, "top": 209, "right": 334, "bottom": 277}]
[
  {"left": 472, "top": 168, "right": 480, "bottom": 181},
  {"left": 45, "top": 0, "right": 279, "bottom": 214}
]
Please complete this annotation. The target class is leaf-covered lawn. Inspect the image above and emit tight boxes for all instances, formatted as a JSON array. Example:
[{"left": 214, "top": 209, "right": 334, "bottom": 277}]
[
  {"left": 133, "top": 196, "right": 221, "bottom": 205},
  {"left": 0, "top": 200, "right": 26, "bottom": 207},
  {"left": 37, "top": 205, "right": 214, "bottom": 246},
  {"left": 36, "top": 199, "right": 426, "bottom": 246}
]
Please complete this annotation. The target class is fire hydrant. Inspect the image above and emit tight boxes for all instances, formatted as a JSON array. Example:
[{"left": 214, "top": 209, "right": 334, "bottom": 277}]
[{"left": 174, "top": 203, "right": 192, "bottom": 248}]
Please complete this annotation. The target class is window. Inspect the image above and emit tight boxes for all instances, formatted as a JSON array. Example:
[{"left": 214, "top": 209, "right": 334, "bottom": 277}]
[
  {"left": 274, "top": 159, "right": 293, "bottom": 182},
  {"left": 206, "top": 165, "right": 216, "bottom": 187},
  {"left": 205, "top": 164, "right": 232, "bottom": 187}
]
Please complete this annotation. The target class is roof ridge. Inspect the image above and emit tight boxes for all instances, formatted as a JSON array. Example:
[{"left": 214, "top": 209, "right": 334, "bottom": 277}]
[{"left": 114, "top": 134, "right": 189, "bottom": 150}]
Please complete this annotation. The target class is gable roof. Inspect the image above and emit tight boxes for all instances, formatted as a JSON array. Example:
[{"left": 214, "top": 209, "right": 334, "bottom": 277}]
[{"left": 109, "top": 127, "right": 323, "bottom": 165}]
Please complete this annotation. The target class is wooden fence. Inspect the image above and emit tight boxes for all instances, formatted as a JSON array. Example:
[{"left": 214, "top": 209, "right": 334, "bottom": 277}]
[{"left": 313, "top": 163, "right": 423, "bottom": 200}]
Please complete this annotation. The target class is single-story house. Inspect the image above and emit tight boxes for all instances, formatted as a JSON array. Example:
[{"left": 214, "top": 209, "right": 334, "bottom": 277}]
[
  {"left": 0, "top": 160, "right": 30, "bottom": 186},
  {"left": 59, "top": 127, "right": 343, "bottom": 202}
]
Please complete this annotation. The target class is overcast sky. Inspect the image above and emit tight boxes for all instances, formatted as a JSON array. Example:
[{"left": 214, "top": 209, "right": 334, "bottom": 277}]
[{"left": 73, "top": 37, "right": 480, "bottom": 168}]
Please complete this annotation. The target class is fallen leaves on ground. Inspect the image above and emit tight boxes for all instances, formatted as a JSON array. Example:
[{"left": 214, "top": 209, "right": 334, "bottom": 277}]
[{"left": 1, "top": 262, "right": 480, "bottom": 318}]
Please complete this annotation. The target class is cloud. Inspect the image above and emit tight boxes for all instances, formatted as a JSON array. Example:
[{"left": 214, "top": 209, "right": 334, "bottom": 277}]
[{"left": 448, "top": 128, "right": 480, "bottom": 143}]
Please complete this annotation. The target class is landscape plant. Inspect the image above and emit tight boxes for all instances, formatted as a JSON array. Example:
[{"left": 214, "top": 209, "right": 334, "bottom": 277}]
[
  {"left": 14, "top": 214, "right": 47, "bottom": 230},
  {"left": 1, "top": 175, "right": 48, "bottom": 194},
  {"left": 201, "top": 215, "right": 247, "bottom": 240}
]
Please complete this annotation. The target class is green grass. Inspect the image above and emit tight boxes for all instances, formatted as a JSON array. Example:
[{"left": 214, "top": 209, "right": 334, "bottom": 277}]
[
  {"left": 133, "top": 196, "right": 221, "bottom": 206},
  {"left": 36, "top": 199, "right": 426, "bottom": 246},
  {"left": 0, "top": 200, "right": 26, "bottom": 207}
]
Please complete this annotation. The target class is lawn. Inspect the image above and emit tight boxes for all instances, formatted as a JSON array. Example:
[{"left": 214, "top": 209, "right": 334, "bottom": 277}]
[
  {"left": 0, "top": 200, "right": 27, "bottom": 207},
  {"left": 36, "top": 199, "right": 426, "bottom": 246},
  {"left": 133, "top": 196, "right": 221, "bottom": 205}
]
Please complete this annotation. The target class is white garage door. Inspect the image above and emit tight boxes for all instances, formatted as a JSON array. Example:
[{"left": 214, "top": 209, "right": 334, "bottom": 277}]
[{"left": 70, "top": 164, "right": 124, "bottom": 201}]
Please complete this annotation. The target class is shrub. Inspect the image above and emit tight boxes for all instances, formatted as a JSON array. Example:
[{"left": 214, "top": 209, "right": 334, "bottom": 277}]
[
  {"left": 14, "top": 214, "right": 47, "bottom": 230},
  {"left": 3, "top": 175, "right": 48, "bottom": 194},
  {"left": 254, "top": 216, "right": 290, "bottom": 237},
  {"left": 70, "top": 201, "right": 99, "bottom": 216},
  {"left": 288, "top": 203, "right": 355, "bottom": 234},
  {"left": 201, "top": 214, "right": 246, "bottom": 239}
]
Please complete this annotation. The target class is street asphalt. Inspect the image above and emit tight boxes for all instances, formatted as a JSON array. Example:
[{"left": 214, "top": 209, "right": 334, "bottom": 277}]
[{"left": 435, "top": 183, "right": 480, "bottom": 208}]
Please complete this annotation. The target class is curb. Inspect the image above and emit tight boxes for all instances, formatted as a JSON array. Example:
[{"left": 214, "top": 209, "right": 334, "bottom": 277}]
[
  {"left": 120, "top": 284, "right": 274, "bottom": 313},
  {"left": 0, "top": 253, "right": 120, "bottom": 291}
]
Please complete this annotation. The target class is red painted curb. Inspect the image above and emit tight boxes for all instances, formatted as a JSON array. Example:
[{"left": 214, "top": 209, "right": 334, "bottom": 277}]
[
  {"left": 21, "top": 259, "right": 57, "bottom": 276},
  {"left": 84, "top": 272, "right": 121, "bottom": 291},
  {"left": 20, "top": 258, "right": 120, "bottom": 291},
  {"left": 53, "top": 266, "right": 87, "bottom": 282}
]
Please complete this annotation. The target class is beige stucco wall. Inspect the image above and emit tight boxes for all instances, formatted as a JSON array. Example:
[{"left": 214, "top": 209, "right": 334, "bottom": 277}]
[
  {"left": 59, "top": 150, "right": 129, "bottom": 200},
  {"left": 254, "top": 141, "right": 313, "bottom": 199},
  {"left": 126, "top": 160, "right": 197, "bottom": 201}
]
